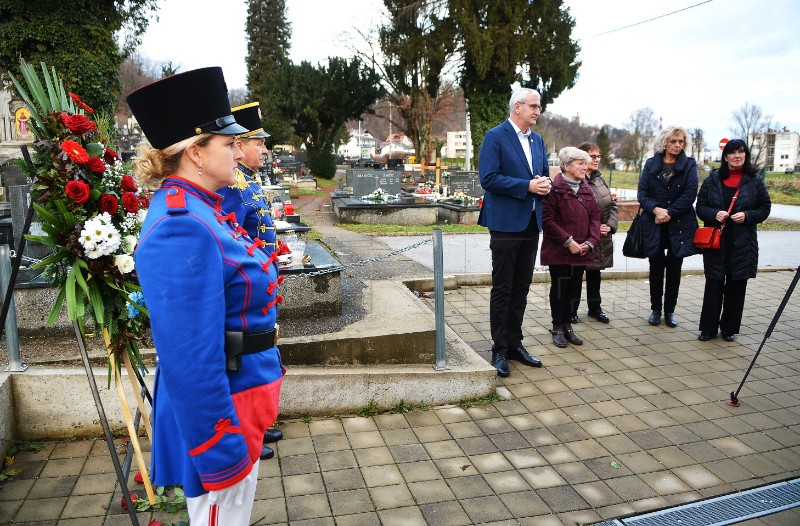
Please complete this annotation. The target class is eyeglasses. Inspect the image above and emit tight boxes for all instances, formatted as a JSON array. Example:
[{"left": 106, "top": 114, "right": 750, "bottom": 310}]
[
  {"left": 527, "top": 104, "right": 542, "bottom": 111},
  {"left": 589, "top": 154, "right": 602, "bottom": 159}
]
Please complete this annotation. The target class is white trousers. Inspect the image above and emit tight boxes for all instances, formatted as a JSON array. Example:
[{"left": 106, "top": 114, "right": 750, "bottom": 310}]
[{"left": 186, "top": 459, "right": 260, "bottom": 526}]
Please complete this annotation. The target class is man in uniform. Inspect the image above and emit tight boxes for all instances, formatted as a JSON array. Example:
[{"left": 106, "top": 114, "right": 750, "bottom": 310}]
[{"left": 217, "top": 102, "right": 283, "bottom": 459}]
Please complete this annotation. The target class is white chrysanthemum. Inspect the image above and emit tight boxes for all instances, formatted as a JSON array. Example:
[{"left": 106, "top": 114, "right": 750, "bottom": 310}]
[
  {"left": 114, "top": 254, "right": 135, "bottom": 274},
  {"left": 79, "top": 214, "right": 122, "bottom": 259}
]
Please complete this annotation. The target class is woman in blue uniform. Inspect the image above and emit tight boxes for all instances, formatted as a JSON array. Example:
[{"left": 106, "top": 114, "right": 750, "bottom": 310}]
[{"left": 128, "top": 67, "right": 284, "bottom": 526}]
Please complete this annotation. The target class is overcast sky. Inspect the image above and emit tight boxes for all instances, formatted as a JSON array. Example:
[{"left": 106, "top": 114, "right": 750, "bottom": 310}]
[{"left": 136, "top": 0, "right": 800, "bottom": 152}]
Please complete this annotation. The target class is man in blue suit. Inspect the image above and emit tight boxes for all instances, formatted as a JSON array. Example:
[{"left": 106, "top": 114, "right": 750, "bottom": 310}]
[{"left": 478, "top": 87, "right": 551, "bottom": 377}]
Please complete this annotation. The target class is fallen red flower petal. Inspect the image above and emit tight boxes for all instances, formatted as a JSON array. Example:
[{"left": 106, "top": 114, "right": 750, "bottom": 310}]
[
  {"left": 121, "top": 492, "right": 138, "bottom": 510},
  {"left": 134, "top": 471, "right": 143, "bottom": 483},
  {"left": 147, "top": 521, "right": 163, "bottom": 526}
]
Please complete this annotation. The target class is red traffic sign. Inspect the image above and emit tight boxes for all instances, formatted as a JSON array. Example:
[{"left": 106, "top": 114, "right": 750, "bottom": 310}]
[{"left": 719, "top": 138, "right": 729, "bottom": 150}]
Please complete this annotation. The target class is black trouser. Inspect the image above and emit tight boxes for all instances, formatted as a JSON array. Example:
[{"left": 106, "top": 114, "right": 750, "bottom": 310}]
[
  {"left": 648, "top": 231, "right": 683, "bottom": 313},
  {"left": 549, "top": 264, "right": 585, "bottom": 325},
  {"left": 699, "top": 276, "right": 748, "bottom": 335},
  {"left": 489, "top": 213, "right": 539, "bottom": 351},
  {"left": 574, "top": 268, "right": 602, "bottom": 315}
]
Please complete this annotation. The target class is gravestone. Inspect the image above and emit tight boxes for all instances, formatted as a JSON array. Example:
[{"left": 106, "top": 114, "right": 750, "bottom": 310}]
[
  {"left": 448, "top": 171, "right": 483, "bottom": 198},
  {"left": 9, "top": 185, "right": 50, "bottom": 284},
  {"left": 348, "top": 169, "right": 403, "bottom": 197}
]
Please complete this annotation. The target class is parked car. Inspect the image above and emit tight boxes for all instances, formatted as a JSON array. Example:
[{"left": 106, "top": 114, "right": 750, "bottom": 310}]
[
  {"left": 785, "top": 167, "right": 795, "bottom": 174},
  {"left": 353, "top": 160, "right": 384, "bottom": 169}
]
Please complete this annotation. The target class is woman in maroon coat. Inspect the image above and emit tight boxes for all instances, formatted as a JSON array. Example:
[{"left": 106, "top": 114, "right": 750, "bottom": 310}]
[{"left": 541, "top": 147, "right": 601, "bottom": 347}]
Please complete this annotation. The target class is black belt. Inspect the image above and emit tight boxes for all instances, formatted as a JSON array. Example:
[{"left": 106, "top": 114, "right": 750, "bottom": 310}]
[{"left": 224, "top": 327, "right": 277, "bottom": 372}]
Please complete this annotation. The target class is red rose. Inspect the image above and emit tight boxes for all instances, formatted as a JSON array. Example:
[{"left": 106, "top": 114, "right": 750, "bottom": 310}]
[
  {"left": 61, "top": 140, "right": 89, "bottom": 164},
  {"left": 68, "top": 92, "right": 94, "bottom": 114},
  {"left": 104, "top": 148, "right": 120, "bottom": 165},
  {"left": 121, "top": 192, "right": 139, "bottom": 213},
  {"left": 134, "top": 471, "right": 144, "bottom": 484},
  {"left": 87, "top": 156, "right": 106, "bottom": 173},
  {"left": 147, "top": 522, "right": 163, "bottom": 526},
  {"left": 99, "top": 194, "right": 119, "bottom": 215},
  {"left": 121, "top": 492, "right": 138, "bottom": 510},
  {"left": 121, "top": 175, "right": 138, "bottom": 192},
  {"left": 138, "top": 196, "right": 150, "bottom": 209},
  {"left": 60, "top": 113, "right": 96, "bottom": 134},
  {"left": 65, "top": 180, "right": 90, "bottom": 204}
]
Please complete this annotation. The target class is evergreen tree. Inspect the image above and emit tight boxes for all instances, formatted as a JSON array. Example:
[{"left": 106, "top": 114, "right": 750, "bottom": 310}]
[
  {"left": 246, "top": 0, "right": 294, "bottom": 146},
  {"left": 448, "top": 0, "right": 580, "bottom": 162},
  {"left": 596, "top": 126, "right": 612, "bottom": 168},
  {"left": 269, "top": 57, "right": 384, "bottom": 178},
  {"left": 0, "top": 0, "right": 158, "bottom": 117}
]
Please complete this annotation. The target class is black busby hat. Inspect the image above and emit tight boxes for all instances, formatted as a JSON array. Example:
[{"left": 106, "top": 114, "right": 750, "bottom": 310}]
[
  {"left": 126, "top": 67, "right": 247, "bottom": 149},
  {"left": 231, "top": 102, "right": 270, "bottom": 139}
]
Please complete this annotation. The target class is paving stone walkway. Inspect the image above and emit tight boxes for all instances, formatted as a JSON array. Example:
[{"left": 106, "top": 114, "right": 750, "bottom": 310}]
[{"left": 1, "top": 268, "right": 799, "bottom": 525}]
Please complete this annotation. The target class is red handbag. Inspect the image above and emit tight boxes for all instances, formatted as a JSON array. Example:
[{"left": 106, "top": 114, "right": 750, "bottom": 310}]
[
  {"left": 693, "top": 226, "right": 721, "bottom": 249},
  {"left": 694, "top": 187, "right": 740, "bottom": 250}
]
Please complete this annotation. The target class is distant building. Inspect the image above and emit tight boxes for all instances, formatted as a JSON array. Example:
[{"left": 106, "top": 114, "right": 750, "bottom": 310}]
[
  {"left": 337, "top": 129, "right": 378, "bottom": 160},
  {"left": 379, "top": 132, "right": 414, "bottom": 158},
  {"left": 440, "top": 130, "right": 472, "bottom": 159},
  {"left": 749, "top": 128, "right": 800, "bottom": 172}
]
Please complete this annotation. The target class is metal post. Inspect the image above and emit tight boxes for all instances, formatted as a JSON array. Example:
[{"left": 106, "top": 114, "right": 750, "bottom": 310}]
[
  {"left": 433, "top": 229, "right": 447, "bottom": 371},
  {"left": 1, "top": 244, "right": 26, "bottom": 372}
]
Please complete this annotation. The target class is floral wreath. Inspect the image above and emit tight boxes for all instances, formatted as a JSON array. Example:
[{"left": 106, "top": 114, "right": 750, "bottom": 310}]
[{"left": 10, "top": 60, "right": 149, "bottom": 374}]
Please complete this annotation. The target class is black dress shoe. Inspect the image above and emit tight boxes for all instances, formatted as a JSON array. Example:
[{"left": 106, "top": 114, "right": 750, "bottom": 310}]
[
  {"left": 721, "top": 333, "right": 736, "bottom": 341},
  {"left": 698, "top": 332, "right": 717, "bottom": 341},
  {"left": 563, "top": 324, "right": 583, "bottom": 345},
  {"left": 491, "top": 350, "right": 510, "bottom": 377},
  {"left": 588, "top": 310, "right": 610, "bottom": 323},
  {"left": 569, "top": 314, "right": 580, "bottom": 324},
  {"left": 264, "top": 429, "right": 283, "bottom": 443},
  {"left": 260, "top": 445, "right": 275, "bottom": 460},
  {"left": 551, "top": 325, "right": 568, "bottom": 348},
  {"left": 648, "top": 311, "right": 662, "bottom": 326},
  {"left": 508, "top": 346, "right": 543, "bottom": 367},
  {"left": 664, "top": 312, "right": 678, "bottom": 328}
]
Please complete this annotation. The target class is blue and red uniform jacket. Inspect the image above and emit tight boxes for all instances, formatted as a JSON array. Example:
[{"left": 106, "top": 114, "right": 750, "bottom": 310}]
[
  {"left": 135, "top": 176, "right": 285, "bottom": 498},
  {"left": 217, "top": 162, "right": 277, "bottom": 255}
]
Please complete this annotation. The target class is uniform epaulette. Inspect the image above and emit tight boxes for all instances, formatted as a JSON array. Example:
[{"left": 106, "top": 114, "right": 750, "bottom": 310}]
[{"left": 165, "top": 187, "right": 188, "bottom": 214}]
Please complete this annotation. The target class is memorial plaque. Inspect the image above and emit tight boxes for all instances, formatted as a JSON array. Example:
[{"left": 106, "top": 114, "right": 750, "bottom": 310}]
[
  {"left": 349, "top": 169, "right": 402, "bottom": 197},
  {"left": 448, "top": 171, "right": 483, "bottom": 198},
  {"left": 9, "top": 185, "right": 50, "bottom": 283}
]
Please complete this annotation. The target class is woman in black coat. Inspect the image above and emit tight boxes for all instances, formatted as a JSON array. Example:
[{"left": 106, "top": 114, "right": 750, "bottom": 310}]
[
  {"left": 637, "top": 126, "right": 699, "bottom": 328},
  {"left": 696, "top": 139, "right": 771, "bottom": 341}
]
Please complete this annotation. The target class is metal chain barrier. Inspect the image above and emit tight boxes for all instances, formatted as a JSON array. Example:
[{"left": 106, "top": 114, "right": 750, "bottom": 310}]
[{"left": 281, "top": 236, "right": 432, "bottom": 281}]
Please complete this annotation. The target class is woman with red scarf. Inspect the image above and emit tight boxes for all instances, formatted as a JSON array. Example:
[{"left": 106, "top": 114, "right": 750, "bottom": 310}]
[{"left": 696, "top": 139, "right": 771, "bottom": 341}]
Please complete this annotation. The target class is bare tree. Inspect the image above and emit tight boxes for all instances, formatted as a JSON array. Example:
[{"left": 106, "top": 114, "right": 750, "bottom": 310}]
[
  {"left": 228, "top": 87, "right": 250, "bottom": 108},
  {"left": 117, "top": 54, "right": 162, "bottom": 116},
  {"left": 622, "top": 107, "right": 658, "bottom": 172},
  {"left": 730, "top": 102, "right": 774, "bottom": 168},
  {"left": 689, "top": 128, "right": 705, "bottom": 162}
]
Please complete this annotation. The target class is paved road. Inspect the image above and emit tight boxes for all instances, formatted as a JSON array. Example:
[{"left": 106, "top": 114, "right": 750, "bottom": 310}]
[{"left": 379, "top": 231, "right": 800, "bottom": 275}]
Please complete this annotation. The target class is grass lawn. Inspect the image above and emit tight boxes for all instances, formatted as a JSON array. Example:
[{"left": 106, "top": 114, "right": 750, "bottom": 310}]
[{"left": 604, "top": 169, "right": 800, "bottom": 206}]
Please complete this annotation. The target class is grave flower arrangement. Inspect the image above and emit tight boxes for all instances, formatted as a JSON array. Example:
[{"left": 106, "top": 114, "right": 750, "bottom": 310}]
[
  {"left": 362, "top": 187, "right": 389, "bottom": 202},
  {"left": 10, "top": 60, "right": 149, "bottom": 375},
  {"left": 450, "top": 190, "right": 478, "bottom": 207}
]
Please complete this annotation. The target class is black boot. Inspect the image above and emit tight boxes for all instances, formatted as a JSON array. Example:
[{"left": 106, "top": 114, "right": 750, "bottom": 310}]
[
  {"left": 648, "top": 311, "right": 662, "bottom": 326},
  {"left": 564, "top": 323, "right": 584, "bottom": 345},
  {"left": 491, "top": 349, "right": 510, "bottom": 378},
  {"left": 551, "top": 325, "right": 568, "bottom": 348},
  {"left": 664, "top": 312, "right": 678, "bottom": 328}
]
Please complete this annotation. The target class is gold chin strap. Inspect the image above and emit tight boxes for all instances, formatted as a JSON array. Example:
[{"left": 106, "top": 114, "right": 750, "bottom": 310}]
[{"left": 274, "top": 323, "right": 280, "bottom": 344}]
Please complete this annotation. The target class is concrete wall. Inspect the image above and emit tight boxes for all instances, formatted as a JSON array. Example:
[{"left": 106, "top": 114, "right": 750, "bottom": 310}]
[
  {"left": 0, "top": 374, "right": 13, "bottom": 460},
  {"left": 11, "top": 368, "right": 154, "bottom": 440}
]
